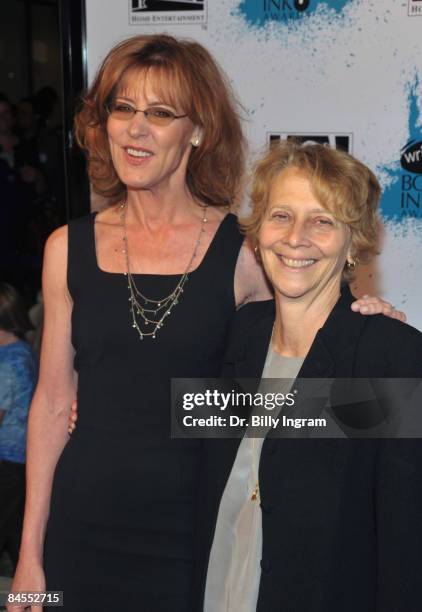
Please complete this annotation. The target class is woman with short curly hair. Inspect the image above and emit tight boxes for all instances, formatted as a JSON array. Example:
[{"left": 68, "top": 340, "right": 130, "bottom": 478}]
[{"left": 198, "top": 142, "right": 422, "bottom": 612}]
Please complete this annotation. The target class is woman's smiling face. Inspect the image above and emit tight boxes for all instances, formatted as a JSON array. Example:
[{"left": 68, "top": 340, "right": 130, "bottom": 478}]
[
  {"left": 258, "top": 166, "right": 353, "bottom": 302},
  {"left": 106, "top": 69, "right": 198, "bottom": 193}
]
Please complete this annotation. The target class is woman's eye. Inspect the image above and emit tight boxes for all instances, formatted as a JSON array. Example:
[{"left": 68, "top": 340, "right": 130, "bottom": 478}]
[
  {"left": 272, "top": 212, "right": 289, "bottom": 221},
  {"left": 149, "top": 108, "right": 174, "bottom": 119},
  {"left": 314, "top": 217, "right": 334, "bottom": 226},
  {"left": 114, "top": 103, "right": 134, "bottom": 113}
]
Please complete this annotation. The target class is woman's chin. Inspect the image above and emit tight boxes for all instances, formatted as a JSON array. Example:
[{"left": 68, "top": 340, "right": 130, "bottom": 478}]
[
  {"left": 272, "top": 277, "right": 324, "bottom": 301},
  {"left": 274, "top": 285, "right": 311, "bottom": 301}
]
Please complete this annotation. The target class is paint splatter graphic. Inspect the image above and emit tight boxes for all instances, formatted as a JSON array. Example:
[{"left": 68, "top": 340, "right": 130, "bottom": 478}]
[
  {"left": 381, "top": 77, "right": 422, "bottom": 221},
  {"left": 237, "top": 0, "right": 350, "bottom": 27}
]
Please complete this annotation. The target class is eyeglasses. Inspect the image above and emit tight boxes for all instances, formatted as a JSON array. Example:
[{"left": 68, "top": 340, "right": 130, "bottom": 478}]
[{"left": 106, "top": 102, "right": 188, "bottom": 126}]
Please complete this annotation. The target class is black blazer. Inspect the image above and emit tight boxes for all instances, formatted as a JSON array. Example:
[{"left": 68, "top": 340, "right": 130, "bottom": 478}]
[{"left": 194, "top": 286, "right": 422, "bottom": 612}]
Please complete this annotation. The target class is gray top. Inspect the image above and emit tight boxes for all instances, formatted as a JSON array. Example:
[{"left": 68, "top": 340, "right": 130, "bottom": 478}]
[{"left": 204, "top": 346, "right": 304, "bottom": 612}]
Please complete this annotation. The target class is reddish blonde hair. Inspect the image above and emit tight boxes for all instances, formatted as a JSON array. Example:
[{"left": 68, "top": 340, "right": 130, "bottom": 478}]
[
  {"left": 241, "top": 140, "right": 381, "bottom": 278},
  {"left": 74, "top": 34, "right": 246, "bottom": 206}
]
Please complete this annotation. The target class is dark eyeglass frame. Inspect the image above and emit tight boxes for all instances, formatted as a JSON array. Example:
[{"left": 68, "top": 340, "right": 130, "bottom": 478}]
[{"left": 105, "top": 101, "right": 188, "bottom": 125}]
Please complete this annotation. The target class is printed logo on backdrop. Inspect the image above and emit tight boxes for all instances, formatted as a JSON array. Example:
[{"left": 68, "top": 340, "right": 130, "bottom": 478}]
[
  {"left": 237, "top": 0, "right": 349, "bottom": 27},
  {"left": 408, "top": 0, "right": 422, "bottom": 17},
  {"left": 129, "top": 0, "right": 206, "bottom": 26},
  {"left": 381, "top": 78, "right": 422, "bottom": 220},
  {"left": 268, "top": 133, "right": 353, "bottom": 153}
]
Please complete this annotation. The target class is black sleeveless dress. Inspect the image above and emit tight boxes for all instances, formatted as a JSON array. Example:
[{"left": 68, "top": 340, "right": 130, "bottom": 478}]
[{"left": 43, "top": 212, "right": 243, "bottom": 611}]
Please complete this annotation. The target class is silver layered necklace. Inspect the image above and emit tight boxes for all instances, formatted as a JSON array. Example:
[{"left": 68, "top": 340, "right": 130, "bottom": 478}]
[{"left": 119, "top": 202, "right": 208, "bottom": 340}]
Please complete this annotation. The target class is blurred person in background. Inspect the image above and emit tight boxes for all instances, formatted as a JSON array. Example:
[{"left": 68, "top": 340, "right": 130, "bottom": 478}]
[
  {"left": 0, "top": 283, "right": 37, "bottom": 570},
  {"left": 32, "top": 86, "right": 65, "bottom": 225},
  {"left": 16, "top": 98, "right": 38, "bottom": 143},
  {"left": 0, "top": 93, "right": 45, "bottom": 196},
  {"left": 0, "top": 91, "right": 60, "bottom": 302},
  {"left": 0, "top": 94, "right": 18, "bottom": 170},
  {"left": 0, "top": 158, "right": 27, "bottom": 290}
]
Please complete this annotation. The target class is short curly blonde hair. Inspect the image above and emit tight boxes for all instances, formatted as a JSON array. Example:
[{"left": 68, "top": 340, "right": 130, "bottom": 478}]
[{"left": 240, "top": 140, "right": 381, "bottom": 279}]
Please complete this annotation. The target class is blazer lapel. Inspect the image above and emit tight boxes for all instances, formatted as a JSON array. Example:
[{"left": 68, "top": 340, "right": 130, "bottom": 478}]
[
  {"left": 233, "top": 311, "right": 275, "bottom": 379},
  {"left": 283, "top": 286, "right": 368, "bottom": 426},
  {"left": 280, "top": 335, "right": 335, "bottom": 427},
  {"left": 230, "top": 286, "right": 369, "bottom": 434}
]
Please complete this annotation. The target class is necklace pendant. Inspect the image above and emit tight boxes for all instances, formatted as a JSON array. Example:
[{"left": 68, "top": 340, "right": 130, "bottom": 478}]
[
  {"left": 121, "top": 201, "right": 208, "bottom": 341},
  {"left": 251, "top": 483, "right": 259, "bottom": 501}
]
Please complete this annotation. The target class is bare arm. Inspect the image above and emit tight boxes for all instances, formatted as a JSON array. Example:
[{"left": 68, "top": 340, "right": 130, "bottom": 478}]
[
  {"left": 234, "top": 238, "right": 272, "bottom": 308},
  {"left": 10, "top": 226, "right": 76, "bottom": 609}
]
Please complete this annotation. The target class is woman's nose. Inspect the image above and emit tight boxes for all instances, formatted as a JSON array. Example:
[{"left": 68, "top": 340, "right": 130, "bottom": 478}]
[
  {"left": 282, "top": 220, "right": 310, "bottom": 247},
  {"left": 127, "top": 111, "right": 150, "bottom": 138}
]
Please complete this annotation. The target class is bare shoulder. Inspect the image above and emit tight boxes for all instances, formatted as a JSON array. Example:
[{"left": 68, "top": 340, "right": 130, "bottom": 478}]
[
  {"left": 43, "top": 226, "right": 71, "bottom": 300},
  {"left": 44, "top": 225, "right": 68, "bottom": 265},
  {"left": 234, "top": 237, "right": 272, "bottom": 307}
]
